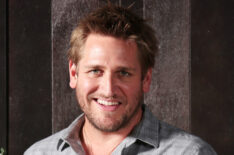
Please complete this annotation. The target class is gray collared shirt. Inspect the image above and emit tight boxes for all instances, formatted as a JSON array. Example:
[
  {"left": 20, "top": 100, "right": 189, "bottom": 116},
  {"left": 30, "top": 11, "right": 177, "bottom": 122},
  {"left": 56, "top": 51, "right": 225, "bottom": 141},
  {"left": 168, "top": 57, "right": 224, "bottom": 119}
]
[{"left": 24, "top": 105, "right": 217, "bottom": 155}]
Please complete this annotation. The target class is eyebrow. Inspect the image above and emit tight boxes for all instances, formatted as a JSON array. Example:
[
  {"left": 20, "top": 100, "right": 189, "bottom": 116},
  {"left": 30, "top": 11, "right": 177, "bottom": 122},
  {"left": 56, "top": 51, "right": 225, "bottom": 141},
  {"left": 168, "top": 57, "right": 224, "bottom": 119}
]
[
  {"left": 83, "top": 65, "right": 136, "bottom": 72},
  {"left": 116, "top": 66, "right": 136, "bottom": 72},
  {"left": 83, "top": 65, "right": 104, "bottom": 69}
]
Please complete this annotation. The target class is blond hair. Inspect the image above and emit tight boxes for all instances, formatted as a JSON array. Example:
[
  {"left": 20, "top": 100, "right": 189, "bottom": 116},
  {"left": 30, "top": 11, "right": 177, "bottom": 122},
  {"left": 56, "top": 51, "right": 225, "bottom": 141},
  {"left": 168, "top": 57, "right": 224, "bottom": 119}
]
[{"left": 68, "top": 5, "right": 158, "bottom": 76}]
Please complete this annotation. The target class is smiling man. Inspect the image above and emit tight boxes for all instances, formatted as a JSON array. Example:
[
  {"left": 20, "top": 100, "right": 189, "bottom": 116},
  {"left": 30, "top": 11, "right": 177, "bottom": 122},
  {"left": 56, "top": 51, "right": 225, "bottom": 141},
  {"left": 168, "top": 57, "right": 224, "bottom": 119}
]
[
  {"left": 25, "top": 4, "right": 217, "bottom": 155},
  {"left": 70, "top": 34, "right": 146, "bottom": 134}
]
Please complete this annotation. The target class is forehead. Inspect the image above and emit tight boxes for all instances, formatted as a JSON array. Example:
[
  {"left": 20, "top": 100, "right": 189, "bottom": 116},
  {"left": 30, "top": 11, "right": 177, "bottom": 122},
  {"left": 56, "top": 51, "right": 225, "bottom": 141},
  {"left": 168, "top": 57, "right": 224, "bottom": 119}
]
[{"left": 79, "top": 34, "right": 140, "bottom": 67}]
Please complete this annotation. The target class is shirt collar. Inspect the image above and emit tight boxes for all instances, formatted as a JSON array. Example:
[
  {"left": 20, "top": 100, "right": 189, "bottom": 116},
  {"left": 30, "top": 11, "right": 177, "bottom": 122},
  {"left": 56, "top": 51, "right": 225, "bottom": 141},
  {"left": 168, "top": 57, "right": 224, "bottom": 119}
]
[
  {"left": 64, "top": 114, "right": 85, "bottom": 140},
  {"left": 129, "top": 104, "right": 159, "bottom": 148},
  {"left": 57, "top": 114, "right": 85, "bottom": 152}
]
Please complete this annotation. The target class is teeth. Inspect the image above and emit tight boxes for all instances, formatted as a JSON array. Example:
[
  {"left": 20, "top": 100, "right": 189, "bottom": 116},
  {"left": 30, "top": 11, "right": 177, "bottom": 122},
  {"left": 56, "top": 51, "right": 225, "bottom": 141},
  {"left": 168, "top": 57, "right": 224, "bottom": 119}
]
[{"left": 97, "top": 99, "right": 119, "bottom": 106}]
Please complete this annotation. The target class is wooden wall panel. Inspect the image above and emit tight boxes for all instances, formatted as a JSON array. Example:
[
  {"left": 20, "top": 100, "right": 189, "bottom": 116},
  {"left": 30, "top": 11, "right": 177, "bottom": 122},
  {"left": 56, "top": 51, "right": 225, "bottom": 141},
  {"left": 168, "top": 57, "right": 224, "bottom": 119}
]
[
  {"left": 144, "top": 0, "right": 190, "bottom": 131},
  {"left": 9, "top": 1, "right": 51, "bottom": 154},
  {"left": 191, "top": 0, "right": 234, "bottom": 154},
  {"left": 0, "top": 0, "right": 7, "bottom": 152}
]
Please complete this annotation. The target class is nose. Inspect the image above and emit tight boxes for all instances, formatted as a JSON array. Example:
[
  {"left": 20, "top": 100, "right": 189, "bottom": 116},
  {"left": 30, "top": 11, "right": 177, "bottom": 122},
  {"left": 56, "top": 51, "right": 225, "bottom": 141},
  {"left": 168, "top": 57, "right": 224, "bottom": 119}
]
[{"left": 99, "top": 72, "right": 116, "bottom": 97}]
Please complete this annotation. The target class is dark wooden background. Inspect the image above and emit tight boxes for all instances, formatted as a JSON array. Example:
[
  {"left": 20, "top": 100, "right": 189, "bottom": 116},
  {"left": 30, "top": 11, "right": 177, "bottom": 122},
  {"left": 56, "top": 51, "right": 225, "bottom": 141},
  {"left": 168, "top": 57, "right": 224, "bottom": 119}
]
[
  {"left": 0, "top": 0, "right": 7, "bottom": 152},
  {"left": 191, "top": 0, "right": 234, "bottom": 153},
  {"left": 1, "top": 0, "right": 233, "bottom": 154}
]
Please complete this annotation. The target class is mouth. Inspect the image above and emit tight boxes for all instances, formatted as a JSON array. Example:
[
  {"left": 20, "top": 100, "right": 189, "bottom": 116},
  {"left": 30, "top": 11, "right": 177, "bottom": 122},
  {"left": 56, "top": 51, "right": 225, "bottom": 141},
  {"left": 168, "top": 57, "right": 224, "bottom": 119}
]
[
  {"left": 93, "top": 98, "right": 121, "bottom": 111},
  {"left": 97, "top": 99, "right": 120, "bottom": 105}
]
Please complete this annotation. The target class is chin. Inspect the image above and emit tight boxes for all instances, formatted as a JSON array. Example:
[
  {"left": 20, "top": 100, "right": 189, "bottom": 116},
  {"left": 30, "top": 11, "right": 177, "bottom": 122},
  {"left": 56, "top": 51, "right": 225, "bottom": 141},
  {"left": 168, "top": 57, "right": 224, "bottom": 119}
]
[{"left": 86, "top": 113, "right": 129, "bottom": 132}]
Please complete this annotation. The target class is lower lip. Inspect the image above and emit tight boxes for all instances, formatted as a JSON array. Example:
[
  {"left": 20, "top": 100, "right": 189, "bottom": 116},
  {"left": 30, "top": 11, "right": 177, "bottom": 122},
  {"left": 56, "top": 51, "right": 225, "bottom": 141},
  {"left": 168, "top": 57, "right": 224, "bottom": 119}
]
[{"left": 96, "top": 101, "right": 120, "bottom": 111}]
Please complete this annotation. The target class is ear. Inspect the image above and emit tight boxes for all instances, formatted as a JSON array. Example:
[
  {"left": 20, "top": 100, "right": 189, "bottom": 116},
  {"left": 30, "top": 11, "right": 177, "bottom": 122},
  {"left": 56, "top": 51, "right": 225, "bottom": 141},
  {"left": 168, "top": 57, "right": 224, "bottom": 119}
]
[
  {"left": 69, "top": 60, "right": 78, "bottom": 89},
  {"left": 142, "top": 68, "right": 152, "bottom": 93}
]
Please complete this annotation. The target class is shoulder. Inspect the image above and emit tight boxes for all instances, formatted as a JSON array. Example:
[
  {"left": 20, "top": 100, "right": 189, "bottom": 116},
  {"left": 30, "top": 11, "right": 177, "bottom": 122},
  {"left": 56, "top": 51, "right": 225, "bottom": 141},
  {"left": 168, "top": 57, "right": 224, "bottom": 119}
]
[
  {"left": 24, "top": 128, "right": 67, "bottom": 155},
  {"left": 158, "top": 121, "right": 217, "bottom": 155}
]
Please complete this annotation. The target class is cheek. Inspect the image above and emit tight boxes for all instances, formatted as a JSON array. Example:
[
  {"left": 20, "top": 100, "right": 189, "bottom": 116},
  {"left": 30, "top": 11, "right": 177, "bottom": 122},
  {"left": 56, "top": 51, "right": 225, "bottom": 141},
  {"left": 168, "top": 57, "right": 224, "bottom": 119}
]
[
  {"left": 77, "top": 78, "right": 98, "bottom": 96},
  {"left": 118, "top": 79, "right": 143, "bottom": 97},
  {"left": 83, "top": 79, "right": 96, "bottom": 89}
]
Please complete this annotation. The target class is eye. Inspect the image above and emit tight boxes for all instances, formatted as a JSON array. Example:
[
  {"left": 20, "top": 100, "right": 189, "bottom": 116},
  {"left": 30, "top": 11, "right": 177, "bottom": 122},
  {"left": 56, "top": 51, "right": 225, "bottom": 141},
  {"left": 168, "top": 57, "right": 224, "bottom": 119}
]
[
  {"left": 90, "top": 69, "right": 101, "bottom": 75},
  {"left": 87, "top": 69, "right": 104, "bottom": 77},
  {"left": 119, "top": 70, "right": 131, "bottom": 77}
]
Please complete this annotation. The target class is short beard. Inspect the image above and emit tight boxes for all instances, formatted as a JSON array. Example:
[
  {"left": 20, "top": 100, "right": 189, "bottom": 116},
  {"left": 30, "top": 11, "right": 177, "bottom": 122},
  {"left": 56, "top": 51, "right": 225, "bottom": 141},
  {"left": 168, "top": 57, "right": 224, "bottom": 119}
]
[
  {"left": 78, "top": 92, "right": 144, "bottom": 133},
  {"left": 87, "top": 98, "right": 143, "bottom": 132}
]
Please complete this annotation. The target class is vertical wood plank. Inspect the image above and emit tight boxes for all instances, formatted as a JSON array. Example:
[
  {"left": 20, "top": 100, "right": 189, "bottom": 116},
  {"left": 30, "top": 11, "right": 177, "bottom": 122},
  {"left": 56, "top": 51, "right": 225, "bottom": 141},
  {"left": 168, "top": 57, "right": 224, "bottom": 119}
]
[
  {"left": 0, "top": 0, "right": 7, "bottom": 151},
  {"left": 144, "top": 0, "right": 191, "bottom": 131},
  {"left": 9, "top": 0, "right": 52, "bottom": 154},
  {"left": 191, "top": 0, "right": 234, "bottom": 154}
]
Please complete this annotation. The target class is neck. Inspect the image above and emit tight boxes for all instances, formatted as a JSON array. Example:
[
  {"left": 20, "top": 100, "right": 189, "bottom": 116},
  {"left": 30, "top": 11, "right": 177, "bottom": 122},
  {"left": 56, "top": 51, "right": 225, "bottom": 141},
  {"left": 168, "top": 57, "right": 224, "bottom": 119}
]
[{"left": 81, "top": 109, "right": 142, "bottom": 155}]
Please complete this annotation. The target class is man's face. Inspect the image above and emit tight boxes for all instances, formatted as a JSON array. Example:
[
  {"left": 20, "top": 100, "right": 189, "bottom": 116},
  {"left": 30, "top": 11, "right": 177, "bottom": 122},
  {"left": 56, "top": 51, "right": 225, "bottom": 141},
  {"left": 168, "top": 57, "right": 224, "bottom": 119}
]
[{"left": 69, "top": 34, "right": 152, "bottom": 132}]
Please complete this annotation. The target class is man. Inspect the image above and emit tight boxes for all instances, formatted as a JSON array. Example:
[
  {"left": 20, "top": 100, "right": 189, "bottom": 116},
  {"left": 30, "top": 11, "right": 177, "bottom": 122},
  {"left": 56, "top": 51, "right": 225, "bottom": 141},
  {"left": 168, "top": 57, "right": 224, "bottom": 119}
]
[{"left": 25, "top": 4, "right": 217, "bottom": 155}]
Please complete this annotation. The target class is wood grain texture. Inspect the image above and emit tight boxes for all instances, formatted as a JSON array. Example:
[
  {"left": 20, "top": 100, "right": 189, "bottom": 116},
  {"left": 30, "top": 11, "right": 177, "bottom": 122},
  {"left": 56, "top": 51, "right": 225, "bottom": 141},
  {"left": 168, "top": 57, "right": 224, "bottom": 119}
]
[
  {"left": 144, "top": 0, "right": 190, "bottom": 131},
  {"left": 52, "top": 0, "right": 190, "bottom": 132},
  {"left": 191, "top": 0, "right": 234, "bottom": 154},
  {"left": 0, "top": 0, "right": 7, "bottom": 150},
  {"left": 9, "top": 0, "right": 51, "bottom": 154}
]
